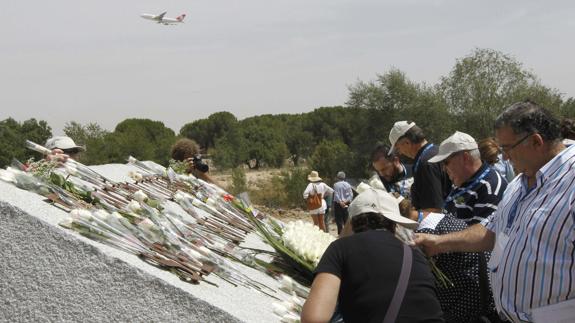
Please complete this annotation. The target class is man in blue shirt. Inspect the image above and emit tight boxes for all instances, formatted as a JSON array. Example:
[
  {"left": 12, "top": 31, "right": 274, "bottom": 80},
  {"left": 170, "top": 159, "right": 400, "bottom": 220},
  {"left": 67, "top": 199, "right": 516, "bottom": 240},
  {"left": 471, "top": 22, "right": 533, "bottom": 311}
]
[{"left": 332, "top": 171, "right": 354, "bottom": 234}]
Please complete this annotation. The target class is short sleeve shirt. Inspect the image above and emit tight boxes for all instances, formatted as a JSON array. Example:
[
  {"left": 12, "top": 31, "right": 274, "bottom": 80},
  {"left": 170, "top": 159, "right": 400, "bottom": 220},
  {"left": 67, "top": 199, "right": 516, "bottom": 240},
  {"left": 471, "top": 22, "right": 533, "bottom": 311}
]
[
  {"left": 315, "top": 230, "right": 444, "bottom": 323},
  {"left": 444, "top": 163, "right": 508, "bottom": 225}
]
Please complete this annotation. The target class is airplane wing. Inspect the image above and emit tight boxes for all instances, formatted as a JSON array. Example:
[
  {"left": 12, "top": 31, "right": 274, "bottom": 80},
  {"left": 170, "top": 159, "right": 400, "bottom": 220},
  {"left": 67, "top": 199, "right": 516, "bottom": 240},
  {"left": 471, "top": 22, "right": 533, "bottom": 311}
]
[{"left": 157, "top": 11, "right": 167, "bottom": 20}]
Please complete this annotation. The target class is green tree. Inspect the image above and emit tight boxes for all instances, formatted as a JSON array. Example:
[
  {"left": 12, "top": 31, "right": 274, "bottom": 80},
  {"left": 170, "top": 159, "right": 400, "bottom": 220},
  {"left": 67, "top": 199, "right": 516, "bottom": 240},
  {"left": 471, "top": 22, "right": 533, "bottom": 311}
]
[
  {"left": 438, "top": 48, "right": 563, "bottom": 138},
  {"left": 105, "top": 119, "right": 176, "bottom": 165},
  {"left": 0, "top": 118, "right": 52, "bottom": 167},
  {"left": 309, "top": 139, "right": 354, "bottom": 186}
]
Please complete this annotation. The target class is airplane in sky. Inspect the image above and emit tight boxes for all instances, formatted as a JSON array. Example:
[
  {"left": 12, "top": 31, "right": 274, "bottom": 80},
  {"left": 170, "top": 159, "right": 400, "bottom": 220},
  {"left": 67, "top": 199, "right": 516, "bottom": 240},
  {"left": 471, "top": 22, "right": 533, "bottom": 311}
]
[{"left": 140, "top": 12, "right": 186, "bottom": 25}]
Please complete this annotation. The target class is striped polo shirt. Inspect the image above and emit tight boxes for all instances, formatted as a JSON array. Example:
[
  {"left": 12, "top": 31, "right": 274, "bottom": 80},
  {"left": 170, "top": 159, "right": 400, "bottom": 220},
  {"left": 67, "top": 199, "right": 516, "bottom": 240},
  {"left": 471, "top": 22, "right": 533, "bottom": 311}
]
[
  {"left": 482, "top": 144, "right": 575, "bottom": 322},
  {"left": 444, "top": 162, "right": 507, "bottom": 225}
]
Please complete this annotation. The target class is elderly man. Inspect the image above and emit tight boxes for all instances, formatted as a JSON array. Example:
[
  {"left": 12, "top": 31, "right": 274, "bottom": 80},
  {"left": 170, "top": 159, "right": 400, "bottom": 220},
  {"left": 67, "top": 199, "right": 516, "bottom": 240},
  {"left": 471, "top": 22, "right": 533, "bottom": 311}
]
[
  {"left": 371, "top": 144, "right": 413, "bottom": 199},
  {"left": 429, "top": 131, "right": 508, "bottom": 225},
  {"left": 389, "top": 121, "right": 451, "bottom": 212},
  {"left": 415, "top": 101, "right": 575, "bottom": 322},
  {"left": 332, "top": 171, "right": 354, "bottom": 234}
]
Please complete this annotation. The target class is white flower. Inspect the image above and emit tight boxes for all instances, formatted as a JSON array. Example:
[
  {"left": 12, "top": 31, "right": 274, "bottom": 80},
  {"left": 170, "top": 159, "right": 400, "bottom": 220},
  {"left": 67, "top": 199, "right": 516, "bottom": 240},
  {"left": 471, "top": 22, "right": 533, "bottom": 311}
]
[
  {"left": 281, "top": 220, "right": 335, "bottom": 266},
  {"left": 132, "top": 190, "right": 148, "bottom": 203},
  {"left": 128, "top": 171, "right": 143, "bottom": 181},
  {"left": 70, "top": 209, "right": 93, "bottom": 222},
  {"left": 64, "top": 164, "right": 78, "bottom": 176},
  {"left": 127, "top": 200, "right": 142, "bottom": 213},
  {"left": 173, "top": 191, "right": 188, "bottom": 203},
  {"left": 93, "top": 209, "right": 111, "bottom": 222},
  {"left": 138, "top": 218, "right": 156, "bottom": 232},
  {"left": 281, "top": 275, "right": 294, "bottom": 291}
]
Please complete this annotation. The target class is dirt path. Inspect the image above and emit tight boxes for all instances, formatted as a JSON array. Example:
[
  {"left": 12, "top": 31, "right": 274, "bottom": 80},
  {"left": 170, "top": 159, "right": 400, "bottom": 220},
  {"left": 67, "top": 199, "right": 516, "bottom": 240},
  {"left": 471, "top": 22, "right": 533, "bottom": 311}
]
[{"left": 212, "top": 168, "right": 339, "bottom": 236}]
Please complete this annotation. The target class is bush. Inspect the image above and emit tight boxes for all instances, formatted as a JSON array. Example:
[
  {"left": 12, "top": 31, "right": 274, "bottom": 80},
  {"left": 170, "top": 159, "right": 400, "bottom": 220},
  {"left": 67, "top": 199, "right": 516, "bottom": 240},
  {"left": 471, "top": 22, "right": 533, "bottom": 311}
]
[{"left": 230, "top": 167, "right": 248, "bottom": 195}]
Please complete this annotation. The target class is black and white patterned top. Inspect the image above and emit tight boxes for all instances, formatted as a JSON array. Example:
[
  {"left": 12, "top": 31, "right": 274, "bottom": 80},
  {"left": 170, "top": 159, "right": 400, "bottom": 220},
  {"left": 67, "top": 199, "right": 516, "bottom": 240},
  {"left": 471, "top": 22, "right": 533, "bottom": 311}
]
[
  {"left": 444, "top": 162, "right": 507, "bottom": 225},
  {"left": 417, "top": 212, "right": 497, "bottom": 323}
]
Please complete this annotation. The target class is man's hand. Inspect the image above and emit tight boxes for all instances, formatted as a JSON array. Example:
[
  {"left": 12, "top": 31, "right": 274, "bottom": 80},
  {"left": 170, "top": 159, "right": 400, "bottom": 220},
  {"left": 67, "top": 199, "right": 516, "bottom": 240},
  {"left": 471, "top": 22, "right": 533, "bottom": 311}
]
[
  {"left": 45, "top": 149, "right": 69, "bottom": 164},
  {"left": 413, "top": 233, "right": 445, "bottom": 256}
]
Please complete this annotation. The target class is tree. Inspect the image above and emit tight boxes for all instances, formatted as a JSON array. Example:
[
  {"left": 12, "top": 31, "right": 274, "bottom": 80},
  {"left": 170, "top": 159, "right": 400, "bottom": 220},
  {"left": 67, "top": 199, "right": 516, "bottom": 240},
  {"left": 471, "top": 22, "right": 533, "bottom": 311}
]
[
  {"left": 438, "top": 48, "right": 563, "bottom": 139},
  {"left": 0, "top": 118, "right": 52, "bottom": 167},
  {"left": 309, "top": 139, "right": 354, "bottom": 186},
  {"left": 63, "top": 121, "right": 110, "bottom": 165},
  {"left": 179, "top": 111, "right": 238, "bottom": 150},
  {"left": 107, "top": 119, "right": 176, "bottom": 165}
]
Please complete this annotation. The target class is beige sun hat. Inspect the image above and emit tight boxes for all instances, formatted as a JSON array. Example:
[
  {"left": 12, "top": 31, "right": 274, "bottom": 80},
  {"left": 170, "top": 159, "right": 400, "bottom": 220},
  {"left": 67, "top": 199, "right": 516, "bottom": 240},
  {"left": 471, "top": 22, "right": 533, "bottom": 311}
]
[
  {"left": 307, "top": 170, "right": 322, "bottom": 182},
  {"left": 388, "top": 121, "right": 416, "bottom": 155},
  {"left": 348, "top": 188, "right": 418, "bottom": 229},
  {"left": 429, "top": 131, "right": 478, "bottom": 163}
]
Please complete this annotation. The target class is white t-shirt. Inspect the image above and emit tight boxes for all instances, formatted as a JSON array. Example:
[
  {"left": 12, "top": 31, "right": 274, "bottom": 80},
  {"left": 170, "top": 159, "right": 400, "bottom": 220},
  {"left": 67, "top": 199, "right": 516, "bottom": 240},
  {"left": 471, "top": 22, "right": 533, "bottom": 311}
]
[{"left": 303, "top": 182, "right": 334, "bottom": 214}]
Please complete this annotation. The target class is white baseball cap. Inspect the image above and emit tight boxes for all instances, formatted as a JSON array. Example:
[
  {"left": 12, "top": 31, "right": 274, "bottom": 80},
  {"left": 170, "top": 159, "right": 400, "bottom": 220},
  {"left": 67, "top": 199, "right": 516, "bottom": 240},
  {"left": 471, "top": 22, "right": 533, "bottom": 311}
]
[
  {"left": 348, "top": 188, "right": 418, "bottom": 229},
  {"left": 388, "top": 121, "right": 416, "bottom": 155},
  {"left": 428, "top": 131, "right": 478, "bottom": 163},
  {"left": 45, "top": 136, "right": 85, "bottom": 151}
]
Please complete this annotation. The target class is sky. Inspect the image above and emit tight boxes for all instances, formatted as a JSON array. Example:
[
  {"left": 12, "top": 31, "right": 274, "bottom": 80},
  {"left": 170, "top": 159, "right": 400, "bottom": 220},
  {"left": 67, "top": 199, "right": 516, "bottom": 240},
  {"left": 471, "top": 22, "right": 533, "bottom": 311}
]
[{"left": 1, "top": 0, "right": 574, "bottom": 135}]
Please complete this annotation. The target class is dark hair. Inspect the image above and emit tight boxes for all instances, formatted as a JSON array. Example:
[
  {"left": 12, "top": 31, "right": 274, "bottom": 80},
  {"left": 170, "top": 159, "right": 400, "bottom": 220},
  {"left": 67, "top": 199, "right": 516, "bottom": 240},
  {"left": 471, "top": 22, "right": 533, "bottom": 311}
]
[
  {"left": 478, "top": 137, "right": 501, "bottom": 165},
  {"left": 171, "top": 138, "right": 201, "bottom": 161},
  {"left": 494, "top": 100, "right": 561, "bottom": 142},
  {"left": 371, "top": 143, "right": 396, "bottom": 162},
  {"left": 351, "top": 212, "right": 396, "bottom": 234},
  {"left": 400, "top": 124, "right": 426, "bottom": 144},
  {"left": 560, "top": 118, "right": 575, "bottom": 140}
]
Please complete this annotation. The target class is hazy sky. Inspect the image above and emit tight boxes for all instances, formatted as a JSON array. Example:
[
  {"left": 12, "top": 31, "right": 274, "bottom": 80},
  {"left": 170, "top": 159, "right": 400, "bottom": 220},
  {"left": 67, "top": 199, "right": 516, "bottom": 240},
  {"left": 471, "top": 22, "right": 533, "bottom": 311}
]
[{"left": 1, "top": 0, "right": 574, "bottom": 135}]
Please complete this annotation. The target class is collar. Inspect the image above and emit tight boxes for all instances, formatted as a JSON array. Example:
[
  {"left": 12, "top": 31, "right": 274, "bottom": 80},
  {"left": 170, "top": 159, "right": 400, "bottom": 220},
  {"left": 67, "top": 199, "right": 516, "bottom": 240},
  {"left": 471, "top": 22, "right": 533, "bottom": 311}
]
[
  {"left": 414, "top": 142, "right": 433, "bottom": 163},
  {"left": 456, "top": 162, "right": 489, "bottom": 189}
]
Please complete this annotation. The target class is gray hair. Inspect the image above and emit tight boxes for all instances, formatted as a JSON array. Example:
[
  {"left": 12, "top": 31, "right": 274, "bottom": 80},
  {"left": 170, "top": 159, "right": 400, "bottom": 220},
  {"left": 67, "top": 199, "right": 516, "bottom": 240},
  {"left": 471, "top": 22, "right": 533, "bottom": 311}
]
[
  {"left": 337, "top": 171, "right": 346, "bottom": 180},
  {"left": 468, "top": 148, "right": 481, "bottom": 161}
]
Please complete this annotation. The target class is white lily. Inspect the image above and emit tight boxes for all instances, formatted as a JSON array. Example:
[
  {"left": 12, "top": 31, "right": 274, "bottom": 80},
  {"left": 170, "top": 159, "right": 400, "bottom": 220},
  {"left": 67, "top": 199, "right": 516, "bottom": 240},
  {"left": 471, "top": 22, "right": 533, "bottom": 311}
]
[
  {"left": 127, "top": 200, "right": 142, "bottom": 213},
  {"left": 132, "top": 190, "right": 148, "bottom": 203}
]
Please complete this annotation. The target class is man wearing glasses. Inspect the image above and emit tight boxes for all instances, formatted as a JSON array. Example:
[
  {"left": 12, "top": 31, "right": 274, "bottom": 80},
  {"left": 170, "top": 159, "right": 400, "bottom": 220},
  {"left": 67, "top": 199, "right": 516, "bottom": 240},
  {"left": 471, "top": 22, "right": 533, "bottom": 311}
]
[
  {"left": 428, "top": 131, "right": 508, "bottom": 225},
  {"left": 415, "top": 100, "right": 575, "bottom": 322}
]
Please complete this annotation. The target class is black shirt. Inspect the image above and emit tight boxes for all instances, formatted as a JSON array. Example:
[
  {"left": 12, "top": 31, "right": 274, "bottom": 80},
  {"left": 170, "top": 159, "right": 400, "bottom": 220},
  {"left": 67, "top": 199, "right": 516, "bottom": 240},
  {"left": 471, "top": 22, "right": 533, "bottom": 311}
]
[
  {"left": 411, "top": 143, "right": 452, "bottom": 210},
  {"left": 315, "top": 230, "right": 444, "bottom": 323}
]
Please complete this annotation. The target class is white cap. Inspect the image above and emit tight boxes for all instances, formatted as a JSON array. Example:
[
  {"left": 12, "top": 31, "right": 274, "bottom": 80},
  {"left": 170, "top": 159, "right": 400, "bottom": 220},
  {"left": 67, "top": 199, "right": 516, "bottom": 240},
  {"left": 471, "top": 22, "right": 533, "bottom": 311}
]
[
  {"left": 45, "top": 136, "right": 85, "bottom": 151},
  {"left": 388, "top": 121, "right": 415, "bottom": 155},
  {"left": 348, "top": 188, "right": 418, "bottom": 229},
  {"left": 428, "top": 131, "right": 478, "bottom": 163}
]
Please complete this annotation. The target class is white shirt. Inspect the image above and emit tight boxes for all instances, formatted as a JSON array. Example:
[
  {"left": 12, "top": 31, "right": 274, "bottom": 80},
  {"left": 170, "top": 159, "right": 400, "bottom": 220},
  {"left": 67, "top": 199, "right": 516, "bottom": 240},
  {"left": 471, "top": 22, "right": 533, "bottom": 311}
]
[
  {"left": 482, "top": 144, "right": 575, "bottom": 322},
  {"left": 303, "top": 182, "right": 333, "bottom": 214}
]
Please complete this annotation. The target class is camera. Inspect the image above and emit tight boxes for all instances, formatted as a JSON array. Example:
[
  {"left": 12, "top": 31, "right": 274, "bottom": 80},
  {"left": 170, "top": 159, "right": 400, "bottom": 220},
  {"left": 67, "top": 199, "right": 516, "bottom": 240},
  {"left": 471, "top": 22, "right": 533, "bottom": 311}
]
[{"left": 192, "top": 155, "right": 209, "bottom": 173}]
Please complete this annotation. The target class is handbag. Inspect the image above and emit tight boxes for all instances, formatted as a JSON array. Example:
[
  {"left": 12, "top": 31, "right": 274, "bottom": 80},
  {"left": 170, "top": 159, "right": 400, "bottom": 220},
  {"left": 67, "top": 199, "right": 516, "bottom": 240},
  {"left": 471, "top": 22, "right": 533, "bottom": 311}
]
[{"left": 306, "top": 184, "right": 323, "bottom": 210}]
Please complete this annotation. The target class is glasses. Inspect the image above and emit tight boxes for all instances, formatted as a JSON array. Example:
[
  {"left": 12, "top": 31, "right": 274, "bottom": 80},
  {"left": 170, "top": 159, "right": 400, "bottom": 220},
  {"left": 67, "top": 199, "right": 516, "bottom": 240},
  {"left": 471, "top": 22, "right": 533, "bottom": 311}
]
[{"left": 499, "top": 133, "right": 533, "bottom": 153}]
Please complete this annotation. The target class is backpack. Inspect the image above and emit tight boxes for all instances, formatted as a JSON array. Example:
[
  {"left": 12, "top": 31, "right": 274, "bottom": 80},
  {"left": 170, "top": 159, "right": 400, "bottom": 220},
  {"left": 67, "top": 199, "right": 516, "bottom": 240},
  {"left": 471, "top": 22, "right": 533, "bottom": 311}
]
[{"left": 306, "top": 184, "right": 323, "bottom": 210}]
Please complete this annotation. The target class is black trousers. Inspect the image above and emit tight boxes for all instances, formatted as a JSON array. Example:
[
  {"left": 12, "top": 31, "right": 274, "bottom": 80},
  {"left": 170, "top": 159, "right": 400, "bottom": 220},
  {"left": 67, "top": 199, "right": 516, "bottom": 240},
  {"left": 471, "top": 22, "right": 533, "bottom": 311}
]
[{"left": 334, "top": 202, "right": 349, "bottom": 234}]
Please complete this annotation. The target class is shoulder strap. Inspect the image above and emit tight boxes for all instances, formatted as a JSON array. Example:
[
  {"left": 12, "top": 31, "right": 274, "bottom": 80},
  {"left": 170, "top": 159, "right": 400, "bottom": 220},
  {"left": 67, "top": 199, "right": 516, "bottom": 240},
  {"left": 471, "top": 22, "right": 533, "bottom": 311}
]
[{"left": 383, "top": 244, "right": 413, "bottom": 323}]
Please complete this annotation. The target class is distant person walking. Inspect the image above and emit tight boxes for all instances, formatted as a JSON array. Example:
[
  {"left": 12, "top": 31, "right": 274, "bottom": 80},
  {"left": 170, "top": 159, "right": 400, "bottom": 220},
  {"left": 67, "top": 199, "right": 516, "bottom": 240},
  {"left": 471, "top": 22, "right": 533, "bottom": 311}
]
[
  {"left": 333, "top": 171, "right": 354, "bottom": 235},
  {"left": 303, "top": 171, "right": 334, "bottom": 231}
]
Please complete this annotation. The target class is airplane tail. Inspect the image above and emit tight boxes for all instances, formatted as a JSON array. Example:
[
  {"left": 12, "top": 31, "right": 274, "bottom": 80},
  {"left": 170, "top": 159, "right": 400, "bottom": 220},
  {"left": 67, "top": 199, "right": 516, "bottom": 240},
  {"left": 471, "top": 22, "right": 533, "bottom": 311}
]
[{"left": 176, "top": 14, "right": 186, "bottom": 21}]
